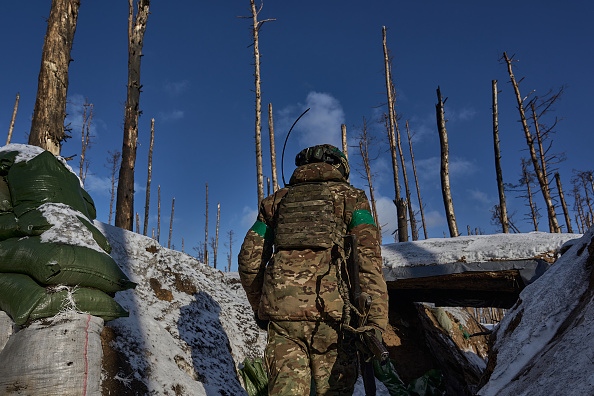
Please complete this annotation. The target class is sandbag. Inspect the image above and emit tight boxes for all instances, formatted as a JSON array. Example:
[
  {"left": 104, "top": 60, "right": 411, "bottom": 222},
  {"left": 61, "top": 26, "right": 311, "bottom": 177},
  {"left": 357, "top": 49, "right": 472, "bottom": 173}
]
[
  {"left": 0, "top": 177, "right": 12, "bottom": 212},
  {"left": 7, "top": 150, "right": 91, "bottom": 219},
  {"left": 0, "top": 312, "right": 104, "bottom": 395},
  {"left": 0, "top": 236, "right": 135, "bottom": 293},
  {"left": 0, "top": 273, "right": 129, "bottom": 325},
  {"left": 0, "top": 150, "right": 18, "bottom": 176},
  {"left": 0, "top": 212, "right": 20, "bottom": 240},
  {"left": 81, "top": 188, "right": 97, "bottom": 220},
  {"left": 20, "top": 203, "right": 112, "bottom": 254}
]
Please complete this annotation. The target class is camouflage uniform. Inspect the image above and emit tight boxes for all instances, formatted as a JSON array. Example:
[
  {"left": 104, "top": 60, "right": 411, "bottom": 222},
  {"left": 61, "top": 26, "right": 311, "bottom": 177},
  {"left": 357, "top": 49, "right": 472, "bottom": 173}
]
[{"left": 238, "top": 159, "right": 388, "bottom": 395}]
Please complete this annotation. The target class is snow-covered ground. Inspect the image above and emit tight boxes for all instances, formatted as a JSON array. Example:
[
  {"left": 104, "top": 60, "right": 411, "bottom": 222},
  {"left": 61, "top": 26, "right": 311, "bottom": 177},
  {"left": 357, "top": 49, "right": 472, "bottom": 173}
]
[{"left": 478, "top": 227, "right": 594, "bottom": 396}]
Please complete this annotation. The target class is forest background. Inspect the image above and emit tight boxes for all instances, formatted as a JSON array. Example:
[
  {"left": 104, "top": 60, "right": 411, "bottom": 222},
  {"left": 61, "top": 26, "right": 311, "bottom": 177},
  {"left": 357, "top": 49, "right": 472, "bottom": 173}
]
[{"left": 1, "top": 1, "right": 592, "bottom": 271}]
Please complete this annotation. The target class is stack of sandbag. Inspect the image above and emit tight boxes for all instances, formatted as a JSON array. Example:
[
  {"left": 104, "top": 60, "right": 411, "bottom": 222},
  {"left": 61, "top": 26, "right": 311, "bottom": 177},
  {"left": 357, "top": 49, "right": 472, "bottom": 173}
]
[{"left": 0, "top": 144, "right": 135, "bottom": 326}]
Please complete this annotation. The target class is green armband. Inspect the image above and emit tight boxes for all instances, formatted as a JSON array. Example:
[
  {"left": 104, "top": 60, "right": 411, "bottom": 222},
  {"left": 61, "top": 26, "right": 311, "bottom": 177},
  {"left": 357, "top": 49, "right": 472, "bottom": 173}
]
[
  {"left": 348, "top": 209, "right": 376, "bottom": 230},
  {"left": 250, "top": 220, "right": 273, "bottom": 242}
]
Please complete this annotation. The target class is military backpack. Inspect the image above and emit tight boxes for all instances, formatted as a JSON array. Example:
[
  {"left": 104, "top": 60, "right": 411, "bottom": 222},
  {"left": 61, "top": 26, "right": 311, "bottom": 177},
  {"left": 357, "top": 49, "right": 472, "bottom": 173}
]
[{"left": 274, "top": 182, "right": 346, "bottom": 250}]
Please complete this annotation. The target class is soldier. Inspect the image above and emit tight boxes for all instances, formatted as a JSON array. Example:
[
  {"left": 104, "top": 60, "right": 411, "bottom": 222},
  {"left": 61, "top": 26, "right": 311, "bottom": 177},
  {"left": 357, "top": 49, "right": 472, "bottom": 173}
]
[{"left": 238, "top": 144, "right": 388, "bottom": 395}]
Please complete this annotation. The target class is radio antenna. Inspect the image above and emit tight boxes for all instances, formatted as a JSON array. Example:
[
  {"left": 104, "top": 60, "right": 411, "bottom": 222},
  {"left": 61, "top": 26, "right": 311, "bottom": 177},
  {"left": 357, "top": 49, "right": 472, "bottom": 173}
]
[{"left": 281, "top": 108, "right": 310, "bottom": 186}]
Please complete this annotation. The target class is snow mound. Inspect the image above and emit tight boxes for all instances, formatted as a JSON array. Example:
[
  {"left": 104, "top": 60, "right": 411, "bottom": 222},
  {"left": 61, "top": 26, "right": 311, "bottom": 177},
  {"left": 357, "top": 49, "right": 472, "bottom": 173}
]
[
  {"left": 95, "top": 222, "right": 266, "bottom": 395},
  {"left": 381, "top": 231, "right": 579, "bottom": 268},
  {"left": 478, "top": 227, "right": 594, "bottom": 396}
]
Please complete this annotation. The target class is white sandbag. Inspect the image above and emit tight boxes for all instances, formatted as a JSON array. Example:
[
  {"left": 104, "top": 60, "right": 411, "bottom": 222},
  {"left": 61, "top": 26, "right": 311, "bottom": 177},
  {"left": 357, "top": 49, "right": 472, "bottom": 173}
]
[
  {"left": 0, "top": 312, "right": 104, "bottom": 395},
  {"left": 0, "top": 310, "right": 14, "bottom": 353}
]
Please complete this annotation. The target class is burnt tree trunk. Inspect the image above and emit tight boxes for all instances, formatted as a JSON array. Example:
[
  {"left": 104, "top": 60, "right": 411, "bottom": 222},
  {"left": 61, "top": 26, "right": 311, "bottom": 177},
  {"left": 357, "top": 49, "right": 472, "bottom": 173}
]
[
  {"left": 168, "top": 197, "right": 175, "bottom": 249},
  {"left": 341, "top": 124, "right": 349, "bottom": 182},
  {"left": 107, "top": 151, "right": 121, "bottom": 225},
  {"left": 406, "top": 122, "right": 427, "bottom": 239},
  {"left": 115, "top": 0, "right": 150, "bottom": 230},
  {"left": 246, "top": 1, "right": 274, "bottom": 206},
  {"left": 6, "top": 93, "right": 19, "bottom": 145},
  {"left": 555, "top": 172, "right": 573, "bottom": 233},
  {"left": 214, "top": 203, "right": 220, "bottom": 269},
  {"left": 382, "top": 26, "right": 407, "bottom": 242},
  {"left": 503, "top": 52, "right": 560, "bottom": 233},
  {"left": 492, "top": 80, "right": 509, "bottom": 233},
  {"left": 436, "top": 87, "right": 459, "bottom": 237},
  {"left": 268, "top": 103, "right": 279, "bottom": 192},
  {"left": 205, "top": 183, "right": 209, "bottom": 266},
  {"left": 29, "top": 0, "right": 80, "bottom": 155},
  {"left": 157, "top": 185, "right": 161, "bottom": 242},
  {"left": 143, "top": 118, "right": 155, "bottom": 236},
  {"left": 522, "top": 159, "right": 539, "bottom": 231},
  {"left": 79, "top": 100, "right": 93, "bottom": 185},
  {"left": 398, "top": 122, "right": 417, "bottom": 240}
]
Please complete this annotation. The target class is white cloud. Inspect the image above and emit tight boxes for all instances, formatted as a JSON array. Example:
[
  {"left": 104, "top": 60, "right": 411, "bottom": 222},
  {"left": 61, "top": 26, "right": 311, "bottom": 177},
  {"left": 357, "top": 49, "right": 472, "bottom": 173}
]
[
  {"left": 424, "top": 209, "right": 446, "bottom": 229},
  {"left": 278, "top": 92, "right": 345, "bottom": 148},
  {"left": 468, "top": 189, "right": 494, "bottom": 205},
  {"left": 164, "top": 80, "right": 190, "bottom": 96},
  {"left": 158, "top": 110, "right": 184, "bottom": 122},
  {"left": 240, "top": 206, "right": 258, "bottom": 230},
  {"left": 414, "top": 156, "right": 477, "bottom": 181},
  {"left": 66, "top": 94, "right": 99, "bottom": 140},
  {"left": 83, "top": 174, "right": 112, "bottom": 196}
]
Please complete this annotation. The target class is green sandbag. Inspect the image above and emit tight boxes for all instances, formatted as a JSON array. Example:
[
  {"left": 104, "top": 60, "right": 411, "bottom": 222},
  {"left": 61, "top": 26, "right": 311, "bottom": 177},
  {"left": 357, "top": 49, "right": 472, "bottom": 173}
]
[
  {"left": 0, "top": 177, "right": 12, "bottom": 212},
  {"left": 239, "top": 357, "right": 268, "bottom": 396},
  {"left": 81, "top": 188, "right": 97, "bottom": 220},
  {"left": 0, "top": 236, "right": 135, "bottom": 293},
  {"left": 0, "top": 273, "right": 129, "bottom": 326},
  {"left": 0, "top": 273, "right": 46, "bottom": 325},
  {"left": 76, "top": 215, "right": 111, "bottom": 254},
  {"left": 373, "top": 359, "right": 410, "bottom": 395},
  {"left": 373, "top": 359, "right": 446, "bottom": 396},
  {"left": 0, "top": 150, "right": 18, "bottom": 176},
  {"left": 31, "top": 285, "right": 129, "bottom": 323},
  {"left": 14, "top": 207, "right": 112, "bottom": 254},
  {"left": 0, "top": 212, "right": 20, "bottom": 240},
  {"left": 7, "top": 150, "right": 91, "bottom": 219}
]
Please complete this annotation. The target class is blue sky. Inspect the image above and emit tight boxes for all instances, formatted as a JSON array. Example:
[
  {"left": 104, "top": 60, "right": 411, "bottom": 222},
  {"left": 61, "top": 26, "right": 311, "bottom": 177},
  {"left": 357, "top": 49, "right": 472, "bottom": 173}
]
[{"left": 1, "top": 1, "right": 593, "bottom": 271}]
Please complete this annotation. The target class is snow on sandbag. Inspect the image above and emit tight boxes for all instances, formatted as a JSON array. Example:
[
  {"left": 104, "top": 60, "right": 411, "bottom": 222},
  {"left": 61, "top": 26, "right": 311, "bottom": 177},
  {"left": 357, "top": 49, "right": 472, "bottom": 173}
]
[
  {"left": 25, "top": 202, "right": 111, "bottom": 253},
  {"left": 1, "top": 145, "right": 95, "bottom": 220},
  {"left": 0, "top": 236, "right": 135, "bottom": 293},
  {"left": 0, "top": 273, "right": 129, "bottom": 325},
  {"left": 0, "top": 312, "right": 104, "bottom": 395}
]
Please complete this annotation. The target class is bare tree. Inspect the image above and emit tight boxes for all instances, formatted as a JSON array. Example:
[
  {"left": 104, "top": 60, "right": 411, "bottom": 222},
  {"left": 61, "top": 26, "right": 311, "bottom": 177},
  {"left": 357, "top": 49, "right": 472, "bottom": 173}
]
[
  {"left": 397, "top": 121, "right": 417, "bottom": 240},
  {"left": 381, "top": 26, "right": 406, "bottom": 241},
  {"left": 214, "top": 203, "right": 220, "bottom": 269},
  {"left": 157, "top": 185, "right": 161, "bottom": 243},
  {"left": 435, "top": 87, "right": 459, "bottom": 237},
  {"left": 6, "top": 93, "right": 19, "bottom": 145},
  {"left": 502, "top": 52, "right": 560, "bottom": 232},
  {"left": 204, "top": 183, "right": 209, "bottom": 266},
  {"left": 406, "top": 121, "right": 427, "bottom": 239},
  {"left": 143, "top": 118, "right": 155, "bottom": 236},
  {"left": 136, "top": 212, "right": 140, "bottom": 233},
  {"left": 115, "top": 0, "right": 150, "bottom": 230},
  {"left": 106, "top": 150, "right": 121, "bottom": 225},
  {"left": 268, "top": 103, "right": 279, "bottom": 192},
  {"left": 490, "top": 205, "right": 520, "bottom": 233},
  {"left": 226, "top": 230, "right": 234, "bottom": 272},
  {"left": 79, "top": 100, "right": 94, "bottom": 185},
  {"left": 356, "top": 118, "right": 381, "bottom": 236},
  {"left": 518, "top": 158, "right": 541, "bottom": 231},
  {"left": 168, "top": 197, "right": 175, "bottom": 249},
  {"left": 554, "top": 172, "right": 573, "bottom": 233},
  {"left": 239, "top": 1, "right": 275, "bottom": 207},
  {"left": 492, "top": 80, "right": 509, "bottom": 233},
  {"left": 29, "top": 0, "right": 80, "bottom": 155}
]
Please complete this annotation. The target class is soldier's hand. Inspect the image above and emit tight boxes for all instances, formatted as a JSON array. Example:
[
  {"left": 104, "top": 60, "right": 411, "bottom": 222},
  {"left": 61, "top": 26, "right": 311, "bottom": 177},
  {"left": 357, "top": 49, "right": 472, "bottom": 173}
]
[{"left": 254, "top": 312, "right": 269, "bottom": 331}]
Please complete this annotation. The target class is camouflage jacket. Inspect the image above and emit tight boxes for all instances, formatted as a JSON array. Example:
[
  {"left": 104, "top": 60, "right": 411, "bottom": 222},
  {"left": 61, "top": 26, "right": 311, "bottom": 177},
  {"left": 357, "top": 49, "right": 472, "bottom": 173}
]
[{"left": 238, "top": 162, "right": 388, "bottom": 331}]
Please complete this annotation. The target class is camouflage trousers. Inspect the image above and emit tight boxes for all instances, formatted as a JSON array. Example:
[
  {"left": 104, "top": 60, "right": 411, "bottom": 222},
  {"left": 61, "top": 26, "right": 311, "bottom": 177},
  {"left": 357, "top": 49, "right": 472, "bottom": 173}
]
[{"left": 264, "top": 320, "right": 358, "bottom": 395}]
